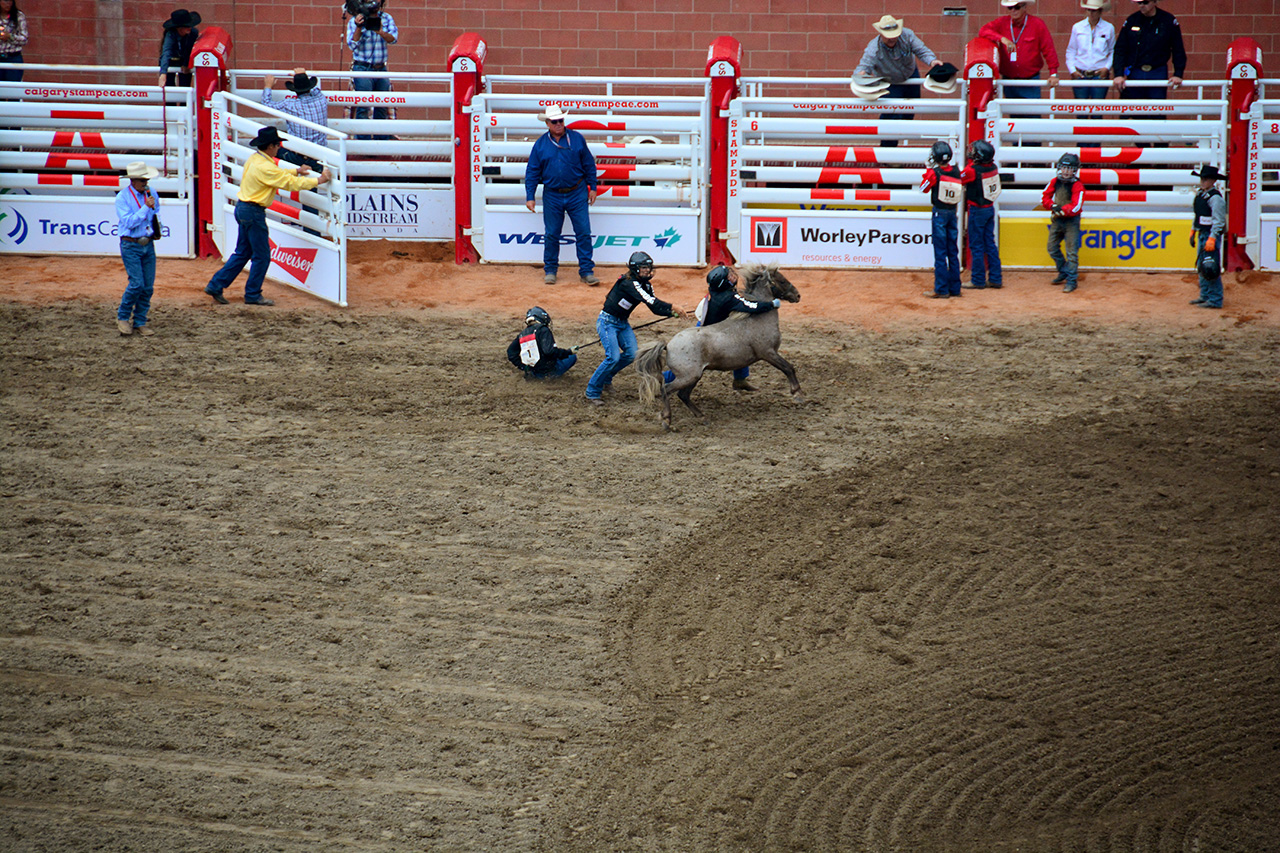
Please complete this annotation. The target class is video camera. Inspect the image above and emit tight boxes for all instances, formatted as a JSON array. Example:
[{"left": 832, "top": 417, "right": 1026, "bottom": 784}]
[{"left": 344, "top": 0, "right": 382, "bottom": 30}]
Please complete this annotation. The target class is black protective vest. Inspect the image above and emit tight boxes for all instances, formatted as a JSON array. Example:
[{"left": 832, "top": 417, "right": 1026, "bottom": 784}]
[{"left": 1193, "top": 187, "right": 1221, "bottom": 233}]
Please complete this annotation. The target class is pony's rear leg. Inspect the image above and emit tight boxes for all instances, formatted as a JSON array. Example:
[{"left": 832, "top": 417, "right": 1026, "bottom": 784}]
[
  {"left": 664, "top": 373, "right": 706, "bottom": 425},
  {"left": 760, "top": 351, "right": 803, "bottom": 402},
  {"left": 676, "top": 385, "right": 706, "bottom": 421}
]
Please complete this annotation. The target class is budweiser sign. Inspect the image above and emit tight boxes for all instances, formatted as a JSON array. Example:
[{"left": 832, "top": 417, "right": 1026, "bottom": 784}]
[{"left": 268, "top": 239, "right": 318, "bottom": 284}]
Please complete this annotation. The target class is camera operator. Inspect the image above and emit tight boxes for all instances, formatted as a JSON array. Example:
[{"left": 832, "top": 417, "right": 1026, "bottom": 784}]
[{"left": 344, "top": 0, "right": 397, "bottom": 139}]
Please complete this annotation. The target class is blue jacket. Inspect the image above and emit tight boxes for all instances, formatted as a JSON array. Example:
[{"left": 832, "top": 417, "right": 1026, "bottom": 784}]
[{"left": 525, "top": 129, "right": 597, "bottom": 200}]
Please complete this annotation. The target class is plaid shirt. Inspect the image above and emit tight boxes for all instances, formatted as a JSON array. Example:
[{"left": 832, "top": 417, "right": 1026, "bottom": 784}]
[
  {"left": 345, "top": 12, "right": 397, "bottom": 66},
  {"left": 262, "top": 87, "right": 329, "bottom": 145}
]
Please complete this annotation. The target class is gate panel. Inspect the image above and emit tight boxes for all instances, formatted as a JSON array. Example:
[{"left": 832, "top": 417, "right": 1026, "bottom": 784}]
[{"left": 1252, "top": 89, "right": 1280, "bottom": 270}]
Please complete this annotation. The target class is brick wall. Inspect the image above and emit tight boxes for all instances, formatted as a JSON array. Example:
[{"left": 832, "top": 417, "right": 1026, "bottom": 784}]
[{"left": 19, "top": 0, "right": 1277, "bottom": 82}]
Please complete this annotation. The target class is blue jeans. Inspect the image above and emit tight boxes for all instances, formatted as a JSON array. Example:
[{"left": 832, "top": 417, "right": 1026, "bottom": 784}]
[
  {"left": 1047, "top": 216, "right": 1081, "bottom": 286},
  {"left": 931, "top": 207, "right": 961, "bottom": 295},
  {"left": 207, "top": 201, "right": 271, "bottom": 301},
  {"left": 586, "top": 312, "right": 635, "bottom": 398},
  {"left": 351, "top": 63, "right": 390, "bottom": 138},
  {"left": 1196, "top": 232, "right": 1223, "bottom": 307},
  {"left": 542, "top": 185, "right": 593, "bottom": 277},
  {"left": 531, "top": 353, "right": 577, "bottom": 378},
  {"left": 0, "top": 52, "right": 23, "bottom": 83},
  {"left": 118, "top": 239, "right": 156, "bottom": 327},
  {"left": 967, "top": 205, "right": 1002, "bottom": 288},
  {"left": 1005, "top": 76, "right": 1042, "bottom": 99}
]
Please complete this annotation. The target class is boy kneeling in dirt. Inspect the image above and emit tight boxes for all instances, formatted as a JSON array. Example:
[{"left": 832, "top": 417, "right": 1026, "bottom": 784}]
[{"left": 507, "top": 306, "right": 578, "bottom": 379}]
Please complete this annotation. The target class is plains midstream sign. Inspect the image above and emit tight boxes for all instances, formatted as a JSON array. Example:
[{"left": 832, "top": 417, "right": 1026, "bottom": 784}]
[
  {"left": 481, "top": 210, "right": 700, "bottom": 265},
  {"left": 345, "top": 188, "right": 452, "bottom": 240},
  {"left": 1000, "top": 218, "right": 1199, "bottom": 270},
  {"left": 738, "top": 212, "right": 935, "bottom": 268},
  {"left": 0, "top": 196, "right": 193, "bottom": 257}
]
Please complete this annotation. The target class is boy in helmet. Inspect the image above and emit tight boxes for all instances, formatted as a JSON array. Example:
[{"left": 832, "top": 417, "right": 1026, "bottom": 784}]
[
  {"left": 584, "top": 251, "right": 684, "bottom": 406},
  {"left": 1189, "top": 165, "right": 1225, "bottom": 309},
  {"left": 1042, "top": 152, "right": 1085, "bottom": 293},
  {"left": 507, "top": 306, "right": 578, "bottom": 379},
  {"left": 920, "top": 140, "right": 963, "bottom": 298},
  {"left": 960, "top": 140, "right": 1003, "bottom": 290},
  {"left": 664, "top": 265, "right": 781, "bottom": 391}
]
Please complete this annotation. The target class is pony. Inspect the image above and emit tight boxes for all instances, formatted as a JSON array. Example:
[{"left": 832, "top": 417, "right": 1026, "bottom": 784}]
[{"left": 634, "top": 262, "right": 802, "bottom": 429}]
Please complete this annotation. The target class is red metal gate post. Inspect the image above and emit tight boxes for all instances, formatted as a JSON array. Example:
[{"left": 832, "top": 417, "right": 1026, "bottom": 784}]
[
  {"left": 962, "top": 38, "right": 999, "bottom": 271},
  {"left": 1225, "top": 37, "right": 1261, "bottom": 273},
  {"left": 449, "top": 33, "right": 486, "bottom": 265},
  {"left": 705, "top": 36, "right": 741, "bottom": 267},
  {"left": 191, "top": 27, "right": 232, "bottom": 258}
]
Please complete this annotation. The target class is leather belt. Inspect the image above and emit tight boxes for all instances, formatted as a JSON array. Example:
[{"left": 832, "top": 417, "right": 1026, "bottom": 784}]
[
  {"left": 549, "top": 183, "right": 582, "bottom": 193},
  {"left": 121, "top": 236, "right": 145, "bottom": 243}
]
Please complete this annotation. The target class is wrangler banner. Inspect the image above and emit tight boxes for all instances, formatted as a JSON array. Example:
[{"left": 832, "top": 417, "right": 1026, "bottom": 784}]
[{"left": 999, "top": 217, "right": 1199, "bottom": 270}]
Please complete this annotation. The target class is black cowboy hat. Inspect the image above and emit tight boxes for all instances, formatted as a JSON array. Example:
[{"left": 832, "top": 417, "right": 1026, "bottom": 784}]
[
  {"left": 249, "top": 125, "right": 284, "bottom": 150},
  {"left": 163, "top": 9, "right": 202, "bottom": 29},
  {"left": 1192, "top": 165, "right": 1224, "bottom": 182},
  {"left": 928, "top": 62, "right": 960, "bottom": 82},
  {"left": 285, "top": 72, "right": 319, "bottom": 94}
]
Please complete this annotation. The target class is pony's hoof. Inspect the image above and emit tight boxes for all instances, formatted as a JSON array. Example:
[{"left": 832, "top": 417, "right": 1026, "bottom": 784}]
[{"left": 792, "top": 395, "right": 806, "bottom": 404}]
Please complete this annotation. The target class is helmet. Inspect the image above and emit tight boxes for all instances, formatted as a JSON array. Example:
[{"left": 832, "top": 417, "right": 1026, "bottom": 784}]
[
  {"left": 1197, "top": 252, "right": 1221, "bottom": 281},
  {"left": 706, "top": 265, "right": 734, "bottom": 293},
  {"left": 524, "top": 306, "right": 551, "bottom": 326},
  {"left": 928, "top": 140, "right": 953, "bottom": 167},
  {"left": 628, "top": 251, "right": 655, "bottom": 281},
  {"left": 1056, "top": 152, "right": 1081, "bottom": 179},
  {"left": 967, "top": 140, "right": 995, "bottom": 164}
]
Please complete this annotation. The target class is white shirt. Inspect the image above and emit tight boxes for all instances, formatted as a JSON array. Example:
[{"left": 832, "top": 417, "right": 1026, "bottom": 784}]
[{"left": 1065, "top": 17, "right": 1115, "bottom": 73}]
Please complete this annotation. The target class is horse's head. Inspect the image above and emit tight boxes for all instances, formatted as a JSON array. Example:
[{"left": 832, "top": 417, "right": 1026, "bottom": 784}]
[{"left": 739, "top": 262, "right": 801, "bottom": 304}]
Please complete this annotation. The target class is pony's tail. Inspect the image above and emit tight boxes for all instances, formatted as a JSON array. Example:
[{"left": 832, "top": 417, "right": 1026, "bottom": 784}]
[{"left": 634, "top": 342, "right": 668, "bottom": 405}]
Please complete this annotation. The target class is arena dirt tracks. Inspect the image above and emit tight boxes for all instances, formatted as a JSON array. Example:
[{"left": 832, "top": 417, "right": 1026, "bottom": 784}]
[{"left": 2, "top": 292, "right": 1279, "bottom": 852}]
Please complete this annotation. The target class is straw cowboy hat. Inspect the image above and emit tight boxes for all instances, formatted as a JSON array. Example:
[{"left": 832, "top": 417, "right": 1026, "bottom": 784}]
[
  {"left": 1081, "top": 0, "right": 1111, "bottom": 9},
  {"left": 125, "top": 161, "right": 160, "bottom": 180},
  {"left": 872, "top": 15, "right": 904, "bottom": 37},
  {"left": 922, "top": 61, "right": 961, "bottom": 94},
  {"left": 163, "top": 9, "right": 202, "bottom": 29},
  {"left": 539, "top": 105, "right": 570, "bottom": 122},
  {"left": 850, "top": 74, "right": 891, "bottom": 100},
  {"left": 1001, "top": 0, "right": 1033, "bottom": 6}
]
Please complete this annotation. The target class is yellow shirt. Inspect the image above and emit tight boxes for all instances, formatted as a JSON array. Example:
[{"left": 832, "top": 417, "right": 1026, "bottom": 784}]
[{"left": 238, "top": 150, "right": 320, "bottom": 207}]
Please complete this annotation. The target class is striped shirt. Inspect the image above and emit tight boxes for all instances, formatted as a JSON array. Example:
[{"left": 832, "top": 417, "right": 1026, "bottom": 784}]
[
  {"left": 346, "top": 12, "right": 398, "bottom": 66},
  {"left": 262, "top": 87, "right": 330, "bottom": 145},
  {"left": 0, "top": 11, "right": 28, "bottom": 55}
]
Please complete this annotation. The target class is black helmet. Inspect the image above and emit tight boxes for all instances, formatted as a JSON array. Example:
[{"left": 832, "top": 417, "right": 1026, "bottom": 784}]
[
  {"left": 1056, "top": 152, "right": 1081, "bottom": 178},
  {"left": 929, "top": 140, "right": 953, "bottom": 166},
  {"left": 706, "top": 265, "right": 734, "bottom": 293},
  {"left": 1197, "top": 252, "right": 1221, "bottom": 281},
  {"left": 967, "top": 139, "right": 995, "bottom": 164},
  {"left": 524, "top": 306, "right": 551, "bottom": 326},
  {"left": 628, "top": 251, "right": 654, "bottom": 281}
]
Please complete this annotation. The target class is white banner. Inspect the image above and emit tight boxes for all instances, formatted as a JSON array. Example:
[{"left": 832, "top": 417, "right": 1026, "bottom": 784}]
[
  {"left": 346, "top": 187, "right": 452, "bottom": 240},
  {"left": 223, "top": 211, "right": 345, "bottom": 305},
  {"left": 1259, "top": 215, "right": 1280, "bottom": 271},
  {"left": 737, "top": 211, "right": 935, "bottom": 268},
  {"left": 0, "top": 195, "right": 192, "bottom": 257},
  {"left": 481, "top": 210, "right": 699, "bottom": 265}
]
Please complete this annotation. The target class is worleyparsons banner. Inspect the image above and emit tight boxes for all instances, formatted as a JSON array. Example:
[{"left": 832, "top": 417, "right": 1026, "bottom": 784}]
[
  {"left": 738, "top": 212, "right": 935, "bottom": 268},
  {"left": 481, "top": 211, "right": 699, "bottom": 265},
  {"left": 0, "top": 195, "right": 192, "bottom": 257}
]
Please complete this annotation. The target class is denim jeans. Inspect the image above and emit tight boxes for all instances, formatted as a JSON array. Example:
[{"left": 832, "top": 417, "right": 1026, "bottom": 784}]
[
  {"left": 1120, "top": 65, "right": 1168, "bottom": 100},
  {"left": 207, "top": 201, "right": 271, "bottom": 301},
  {"left": 0, "top": 52, "right": 23, "bottom": 83},
  {"left": 531, "top": 353, "right": 577, "bottom": 378},
  {"left": 1047, "top": 215, "right": 1081, "bottom": 285},
  {"left": 967, "top": 205, "right": 1002, "bottom": 287},
  {"left": 878, "top": 73, "right": 920, "bottom": 148},
  {"left": 586, "top": 312, "right": 636, "bottom": 398},
  {"left": 118, "top": 239, "right": 156, "bottom": 327},
  {"left": 351, "top": 63, "right": 391, "bottom": 138},
  {"left": 1004, "top": 76, "right": 1042, "bottom": 99},
  {"left": 1196, "top": 232, "right": 1223, "bottom": 307},
  {"left": 931, "top": 207, "right": 961, "bottom": 295},
  {"left": 542, "top": 185, "right": 594, "bottom": 277}
]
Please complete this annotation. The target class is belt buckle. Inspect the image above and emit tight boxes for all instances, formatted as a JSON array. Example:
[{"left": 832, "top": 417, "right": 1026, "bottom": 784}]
[{"left": 1140, "top": 64, "right": 1153, "bottom": 72}]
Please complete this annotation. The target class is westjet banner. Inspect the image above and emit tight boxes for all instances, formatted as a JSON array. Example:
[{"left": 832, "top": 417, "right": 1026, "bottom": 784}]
[
  {"left": 0, "top": 195, "right": 193, "bottom": 257},
  {"left": 738, "top": 211, "right": 934, "bottom": 268},
  {"left": 481, "top": 211, "right": 699, "bottom": 265}
]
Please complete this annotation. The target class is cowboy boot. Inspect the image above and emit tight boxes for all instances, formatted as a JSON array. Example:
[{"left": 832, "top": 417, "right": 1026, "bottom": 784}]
[{"left": 732, "top": 378, "right": 758, "bottom": 392}]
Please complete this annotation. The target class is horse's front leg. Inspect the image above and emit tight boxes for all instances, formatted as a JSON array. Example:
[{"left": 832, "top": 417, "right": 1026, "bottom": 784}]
[{"left": 760, "top": 351, "right": 803, "bottom": 402}]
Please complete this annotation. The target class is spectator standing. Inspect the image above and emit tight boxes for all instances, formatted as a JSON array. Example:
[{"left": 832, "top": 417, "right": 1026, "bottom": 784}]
[
  {"left": 0, "top": 0, "right": 27, "bottom": 83},
  {"left": 115, "top": 162, "right": 162, "bottom": 336},
  {"left": 978, "top": 0, "right": 1060, "bottom": 99},
  {"left": 345, "top": 0, "right": 398, "bottom": 137},
  {"left": 204, "top": 126, "right": 331, "bottom": 306},
  {"left": 854, "top": 15, "right": 943, "bottom": 147},
  {"left": 1112, "top": 0, "right": 1185, "bottom": 99},
  {"left": 1066, "top": 0, "right": 1116, "bottom": 100},
  {"left": 920, "top": 141, "right": 963, "bottom": 299},
  {"left": 525, "top": 105, "right": 599, "bottom": 286},
  {"left": 157, "top": 8, "right": 201, "bottom": 87},
  {"left": 507, "top": 306, "right": 578, "bottom": 379},
  {"left": 1189, "top": 165, "right": 1226, "bottom": 309},
  {"left": 262, "top": 69, "right": 329, "bottom": 170},
  {"left": 1042, "top": 153, "right": 1085, "bottom": 293},
  {"left": 960, "top": 140, "right": 1004, "bottom": 290}
]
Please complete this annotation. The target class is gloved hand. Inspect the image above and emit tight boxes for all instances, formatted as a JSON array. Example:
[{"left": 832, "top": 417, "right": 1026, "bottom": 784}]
[
  {"left": 1188, "top": 229, "right": 1197, "bottom": 248},
  {"left": 1051, "top": 204, "right": 1063, "bottom": 219},
  {"left": 570, "top": 345, "right": 580, "bottom": 353},
  {"left": 772, "top": 298, "right": 782, "bottom": 308},
  {"left": 1204, "top": 236, "right": 1216, "bottom": 253},
  {"left": 671, "top": 308, "right": 685, "bottom": 319}
]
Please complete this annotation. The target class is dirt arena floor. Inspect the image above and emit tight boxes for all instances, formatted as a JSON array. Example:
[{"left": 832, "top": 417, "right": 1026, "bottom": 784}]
[{"left": 3, "top": 244, "right": 1279, "bottom": 852}]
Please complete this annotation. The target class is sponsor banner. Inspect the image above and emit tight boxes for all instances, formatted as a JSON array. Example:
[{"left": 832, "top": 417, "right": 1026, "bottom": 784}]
[
  {"left": 1000, "top": 217, "right": 1197, "bottom": 269},
  {"left": 346, "top": 187, "right": 452, "bottom": 240},
  {"left": 738, "top": 211, "right": 934, "bottom": 268},
  {"left": 1259, "top": 216, "right": 1280, "bottom": 271},
  {"left": 0, "top": 194, "right": 192, "bottom": 257},
  {"left": 224, "top": 214, "right": 344, "bottom": 304},
  {"left": 481, "top": 211, "right": 699, "bottom": 265}
]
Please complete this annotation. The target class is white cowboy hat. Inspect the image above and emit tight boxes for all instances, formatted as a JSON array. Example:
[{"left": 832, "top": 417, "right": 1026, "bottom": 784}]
[
  {"left": 1001, "top": 0, "right": 1033, "bottom": 6},
  {"left": 539, "top": 104, "right": 570, "bottom": 122},
  {"left": 850, "top": 79, "right": 891, "bottom": 100},
  {"left": 872, "top": 15, "right": 904, "bottom": 37},
  {"left": 1081, "top": 0, "right": 1111, "bottom": 8},
  {"left": 125, "top": 161, "right": 160, "bottom": 180},
  {"left": 923, "top": 63, "right": 961, "bottom": 95}
]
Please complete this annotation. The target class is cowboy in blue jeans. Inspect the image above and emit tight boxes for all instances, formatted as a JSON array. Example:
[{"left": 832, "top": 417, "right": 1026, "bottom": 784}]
[
  {"left": 585, "top": 252, "right": 683, "bottom": 406},
  {"left": 525, "top": 104, "right": 599, "bottom": 286},
  {"left": 115, "top": 161, "right": 162, "bottom": 336}
]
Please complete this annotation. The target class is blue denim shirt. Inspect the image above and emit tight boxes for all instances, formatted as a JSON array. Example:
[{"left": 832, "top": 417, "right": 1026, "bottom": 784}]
[
  {"left": 525, "top": 129, "right": 597, "bottom": 199},
  {"left": 115, "top": 184, "right": 159, "bottom": 238}
]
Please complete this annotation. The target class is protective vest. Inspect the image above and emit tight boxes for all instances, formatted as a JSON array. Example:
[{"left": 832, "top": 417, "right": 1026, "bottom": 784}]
[
  {"left": 1193, "top": 187, "right": 1221, "bottom": 233},
  {"left": 965, "top": 162, "right": 1000, "bottom": 207},
  {"left": 929, "top": 165, "right": 963, "bottom": 209}
]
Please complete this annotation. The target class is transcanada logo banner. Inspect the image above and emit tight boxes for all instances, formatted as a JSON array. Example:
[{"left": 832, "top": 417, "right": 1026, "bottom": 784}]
[
  {"left": 483, "top": 211, "right": 699, "bottom": 264},
  {"left": 743, "top": 214, "right": 935, "bottom": 269},
  {"left": 0, "top": 196, "right": 192, "bottom": 257}
]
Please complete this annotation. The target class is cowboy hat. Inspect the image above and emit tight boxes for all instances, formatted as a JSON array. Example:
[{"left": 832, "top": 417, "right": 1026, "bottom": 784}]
[
  {"left": 1001, "top": 0, "right": 1033, "bottom": 6},
  {"left": 850, "top": 76, "right": 891, "bottom": 100},
  {"left": 1080, "top": 0, "right": 1111, "bottom": 9},
  {"left": 539, "top": 104, "right": 570, "bottom": 122},
  {"left": 163, "top": 9, "right": 202, "bottom": 29},
  {"left": 872, "top": 15, "right": 904, "bottom": 37},
  {"left": 125, "top": 161, "right": 160, "bottom": 180},
  {"left": 1192, "top": 165, "right": 1224, "bottom": 181},
  {"left": 285, "top": 71, "right": 319, "bottom": 94},
  {"left": 249, "top": 125, "right": 284, "bottom": 150},
  {"left": 923, "top": 62, "right": 961, "bottom": 94}
]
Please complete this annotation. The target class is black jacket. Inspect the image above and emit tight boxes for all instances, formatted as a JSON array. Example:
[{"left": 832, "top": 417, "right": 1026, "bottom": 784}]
[
  {"left": 601, "top": 273, "right": 676, "bottom": 322},
  {"left": 1113, "top": 8, "right": 1186, "bottom": 78},
  {"left": 703, "top": 289, "right": 776, "bottom": 327},
  {"left": 507, "top": 324, "right": 572, "bottom": 375}
]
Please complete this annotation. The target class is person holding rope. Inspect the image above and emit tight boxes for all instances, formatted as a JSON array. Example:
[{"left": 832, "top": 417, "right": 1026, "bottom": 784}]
[
  {"left": 1065, "top": 0, "right": 1116, "bottom": 100},
  {"left": 978, "top": 0, "right": 1060, "bottom": 100},
  {"left": 507, "top": 306, "right": 579, "bottom": 380},
  {"left": 584, "top": 251, "right": 684, "bottom": 407},
  {"left": 1189, "top": 165, "right": 1225, "bottom": 310},
  {"left": 345, "top": 0, "right": 398, "bottom": 139},
  {"left": 1112, "top": 0, "right": 1185, "bottom": 100},
  {"left": 204, "top": 126, "right": 331, "bottom": 307},
  {"left": 157, "top": 8, "right": 201, "bottom": 88},
  {"left": 114, "top": 162, "right": 163, "bottom": 336}
]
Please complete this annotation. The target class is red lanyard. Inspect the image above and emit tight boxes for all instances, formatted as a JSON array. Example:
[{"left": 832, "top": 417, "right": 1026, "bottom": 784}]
[{"left": 127, "top": 185, "right": 150, "bottom": 210}]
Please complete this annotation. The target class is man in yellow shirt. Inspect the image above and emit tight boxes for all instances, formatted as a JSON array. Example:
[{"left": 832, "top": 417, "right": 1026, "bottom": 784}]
[{"left": 204, "top": 125, "right": 332, "bottom": 305}]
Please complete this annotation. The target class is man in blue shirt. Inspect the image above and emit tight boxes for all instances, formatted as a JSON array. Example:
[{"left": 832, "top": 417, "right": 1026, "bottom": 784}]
[
  {"left": 524, "top": 105, "right": 599, "bottom": 286},
  {"left": 115, "top": 162, "right": 162, "bottom": 336},
  {"left": 345, "top": 1, "right": 397, "bottom": 138}
]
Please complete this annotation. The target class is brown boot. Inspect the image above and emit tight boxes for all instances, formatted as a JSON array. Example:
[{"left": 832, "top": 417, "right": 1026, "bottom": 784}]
[
  {"left": 732, "top": 378, "right": 758, "bottom": 392},
  {"left": 116, "top": 319, "right": 132, "bottom": 336}
]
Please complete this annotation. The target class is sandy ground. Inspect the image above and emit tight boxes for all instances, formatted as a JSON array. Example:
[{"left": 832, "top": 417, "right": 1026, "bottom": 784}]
[{"left": 2, "top": 244, "right": 1279, "bottom": 852}]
